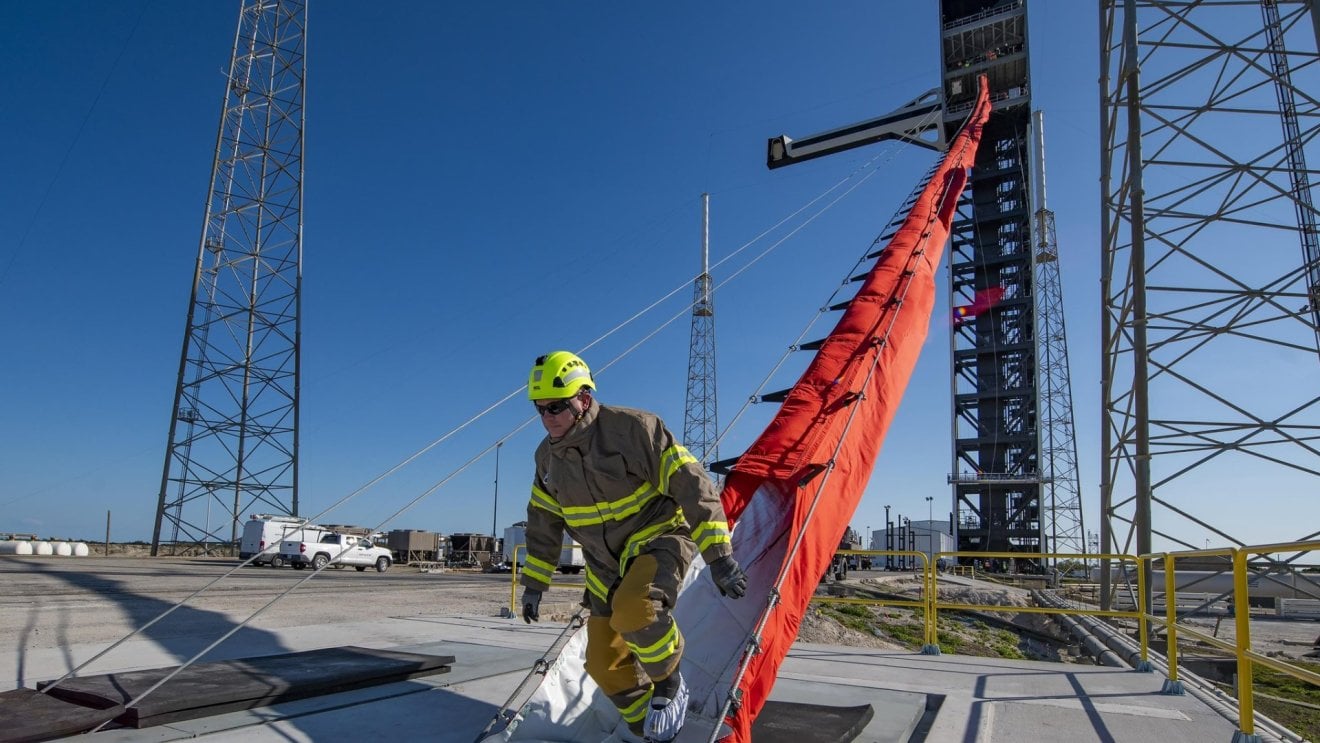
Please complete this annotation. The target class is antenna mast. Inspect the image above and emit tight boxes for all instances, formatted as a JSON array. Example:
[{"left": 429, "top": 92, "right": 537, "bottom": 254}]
[
  {"left": 684, "top": 194, "right": 719, "bottom": 467},
  {"left": 1031, "top": 110, "right": 1086, "bottom": 563}
]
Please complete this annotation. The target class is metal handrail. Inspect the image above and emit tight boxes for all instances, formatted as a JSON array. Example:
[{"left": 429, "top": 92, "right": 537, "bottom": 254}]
[
  {"left": 1142, "top": 540, "right": 1320, "bottom": 739},
  {"left": 932, "top": 551, "right": 1149, "bottom": 663},
  {"left": 805, "top": 542, "right": 1319, "bottom": 740},
  {"left": 806, "top": 549, "right": 1144, "bottom": 658},
  {"left": 820, "top": 549, "right": 936, "bottom": 648}
]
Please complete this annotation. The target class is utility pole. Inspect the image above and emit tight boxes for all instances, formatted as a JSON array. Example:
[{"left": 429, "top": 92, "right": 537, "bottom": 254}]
[
  {"left": 884, "top": 504, "right": 892, "bottom": 570},
  {"left": 153, "top": 0, "right": 307, "bottom": 556},
  {"left": 492, "top": 442, "right": 502, "bottom": 539}
]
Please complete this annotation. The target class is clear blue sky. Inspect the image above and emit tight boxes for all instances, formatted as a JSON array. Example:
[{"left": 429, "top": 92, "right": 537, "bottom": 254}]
[{"left": 0, "top": 2, "right": 1204, "bottom": 548}]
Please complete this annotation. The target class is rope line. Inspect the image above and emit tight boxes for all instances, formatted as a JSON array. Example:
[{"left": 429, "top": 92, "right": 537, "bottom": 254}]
[{"left": 43, "top": 114, "right": 915, "bottom": 718}]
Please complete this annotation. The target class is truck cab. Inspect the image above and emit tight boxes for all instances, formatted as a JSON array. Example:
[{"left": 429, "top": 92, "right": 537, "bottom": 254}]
[{"left": 282, "top": 533, "right": 393, "bottom": 572}]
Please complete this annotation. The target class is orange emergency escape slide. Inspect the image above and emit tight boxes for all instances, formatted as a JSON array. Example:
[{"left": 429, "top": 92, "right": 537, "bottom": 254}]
[{"left": 715, "top": 76, "right": 991, "bottom": 741}]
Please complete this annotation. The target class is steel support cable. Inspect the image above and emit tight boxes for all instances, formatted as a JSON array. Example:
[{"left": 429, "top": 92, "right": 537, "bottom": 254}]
[
  {"left": 609, "top": 149, "right": 914, "bottom": 447},
  {"left": 713, "top": 161, "right": 940, "bottom": 456},
  {"left": 585, "top": 118, "right": 932, "bottom": 361},
  {"left": 88, "top": 416, "right": 542, "bottom": 733},
  {"left": 38, "top": 114, "right": 919, "bottom": 712},
  {"left": 585, "top": 148, "right": 894, "bottom": 363},
  {"left": 707, "top": 140, "right": 976, "bottom": 741},
  {"left": 83, "top": 153, "right": 904, "bottom": 723},
  {"left": 592, "top": 123, "right": 932, "bottom": 378},
  {"left": 713, "top": 108, "right": 946, "bottom": 455},
  {"left": 42, "top": 383, "right": 534, "bottom": 697}
]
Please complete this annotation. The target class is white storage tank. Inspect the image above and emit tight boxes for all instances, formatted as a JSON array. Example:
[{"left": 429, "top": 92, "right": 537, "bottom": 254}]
[
  {"left": 53, "top": 542, "right": 73, "bottom": 556},
  {"left": 72, "top": 542, "right": 90, "bottom": 557},
  {"left": 0, "top": 541, "right": 34, "bottom": 556},
  {"left": 33, "top": 541, "right": 54, "bottom": 556}
]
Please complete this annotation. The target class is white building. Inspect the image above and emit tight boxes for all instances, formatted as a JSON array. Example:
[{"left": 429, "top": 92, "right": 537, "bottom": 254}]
[{"left": 871, "top": 520, "right": 953, "bottom": 570}]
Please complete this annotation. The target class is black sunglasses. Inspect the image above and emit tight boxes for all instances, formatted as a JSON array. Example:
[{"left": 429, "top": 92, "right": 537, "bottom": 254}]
[{"left": 533, "top": 399, "right": 574, "bottom": 417}]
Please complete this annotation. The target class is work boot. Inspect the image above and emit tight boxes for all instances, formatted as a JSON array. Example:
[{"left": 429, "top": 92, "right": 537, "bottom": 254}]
[{"left": 643, "top": 673, "right": 688, "bottom": 742}]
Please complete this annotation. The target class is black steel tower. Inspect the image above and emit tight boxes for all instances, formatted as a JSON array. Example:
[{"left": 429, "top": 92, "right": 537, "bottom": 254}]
[
  {"left": 941, "top": 0, "right": 1045, "bottom": 567},
  {"left": 152, "top": 0, "right": 307, "bottom": 556}
]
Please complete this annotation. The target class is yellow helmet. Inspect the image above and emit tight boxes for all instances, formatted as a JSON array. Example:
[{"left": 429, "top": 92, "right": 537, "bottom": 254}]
[{"left": 528, "top": 351, "right": 594, "bottom": 400}]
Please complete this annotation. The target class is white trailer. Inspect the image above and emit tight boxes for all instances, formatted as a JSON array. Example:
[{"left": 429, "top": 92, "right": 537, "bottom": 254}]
[{"left": 503, "top": 522, "right": 585, "bottom": 574}]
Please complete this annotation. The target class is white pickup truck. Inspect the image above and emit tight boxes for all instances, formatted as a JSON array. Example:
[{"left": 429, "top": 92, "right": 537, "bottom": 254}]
[{"left": 281, "top": 533, "right": 393, "bottom": 572}]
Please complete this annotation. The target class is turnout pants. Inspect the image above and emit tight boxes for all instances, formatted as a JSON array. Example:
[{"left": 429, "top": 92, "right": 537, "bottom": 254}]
[{"left": 585, "top": 538, "right": 693, "bottom": 734}]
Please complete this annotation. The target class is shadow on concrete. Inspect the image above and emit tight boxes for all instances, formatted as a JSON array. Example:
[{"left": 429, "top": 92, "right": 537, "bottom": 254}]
[
  {"left": 10, "top": 559, "right": 293, "bottom": 682},
  {"left": 5, "top": 558, "right": 304, "bottom": 739},
  {"left": 246, "top": 682, "right": 503, "bottom": 741}
]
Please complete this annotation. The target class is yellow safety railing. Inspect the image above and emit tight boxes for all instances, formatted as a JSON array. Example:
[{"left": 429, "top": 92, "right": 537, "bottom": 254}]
[
  {"left": 1142, "top": 540, "right": 1320, "bottom": 738},
  {"left": 806, "top": 550, "right": 1146, "bottom": 660},
  {"left": 811, "top": 543, "right": 1320, "bottom": 739},
  {"left": 932, "top": 551, "right": 1148, "bottom": 664},
  {"left": 817, "top": 549, "right": 937, "bottom": 649},
  {"left": 507, "top": 542, "right": 586, "bottom": 614}
]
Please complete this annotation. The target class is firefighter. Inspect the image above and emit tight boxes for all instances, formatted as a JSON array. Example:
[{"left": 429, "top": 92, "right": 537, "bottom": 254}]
[{"left": 518, "top": 351, "right": 747, "bottom": 742}]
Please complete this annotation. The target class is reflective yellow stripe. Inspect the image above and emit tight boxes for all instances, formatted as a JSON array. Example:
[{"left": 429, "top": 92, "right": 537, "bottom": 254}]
[
  {"left": 618, "top": 687, "right": 653, "bottom": 723},
  {"left": 658, "top": 445, "right": 697, "bottom": 494},
  {"left": 628, "top": 623, "right": 681, "bottom": 664},
  {"left": 560, "top": 482, "right": 660, "bottom": 527},
  {"left": 584, "top": 566, "right": 610, "bottom": 603},
  {"left": 697, "top": 533, "right": 731, "bottom": 553},
  {"left": 692, "top": 521, "right": 731, "bottom": 553},
  {"left": 529, "top": 485, "right": 562, "bottom": 517},
  {"left": 523, "top": 554, "right": 556, "bottom": 585},
  {"left": 619, "top": 509, "right": 685, "bottom": 574}
]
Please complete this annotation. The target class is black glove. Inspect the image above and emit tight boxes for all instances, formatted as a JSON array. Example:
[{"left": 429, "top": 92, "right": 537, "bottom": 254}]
[
  {"left": 521, "top": 588, "right": 542, "bottom": 623},
  {"left": 709, "top": 555, "right": 747, "bottom": 599}
]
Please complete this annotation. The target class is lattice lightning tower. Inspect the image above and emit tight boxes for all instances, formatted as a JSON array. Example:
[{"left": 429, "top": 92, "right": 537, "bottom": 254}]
[
  {"left": 152, "top": 0, "right": 307, "bottom": 556},
  {"left": 684, "top": 194, "right": 719, "bottom": 467},
  {"left": 1031, "top": 110, "right": 1085, "bottom": 561}
]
